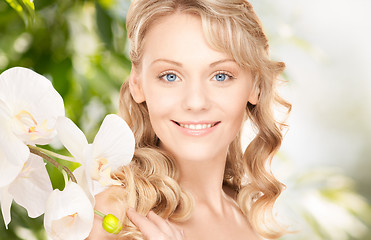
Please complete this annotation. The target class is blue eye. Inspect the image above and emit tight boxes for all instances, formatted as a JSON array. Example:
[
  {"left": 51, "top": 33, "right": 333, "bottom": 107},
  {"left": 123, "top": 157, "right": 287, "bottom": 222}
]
[
  {"left": 158, "top": 72, "right": 180, "bottom": 83},
  {"left": 164, "top": 73, "right": 177, "bottom": 82},
  {"left": 214, "top": 73, "right": 227, "bottom": 81}
]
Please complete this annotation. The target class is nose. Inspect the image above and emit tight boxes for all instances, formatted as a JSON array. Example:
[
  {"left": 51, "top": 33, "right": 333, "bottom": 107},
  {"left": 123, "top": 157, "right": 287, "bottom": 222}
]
[{"left": 181, "top": 79, "right": 211, "bottom": 112}]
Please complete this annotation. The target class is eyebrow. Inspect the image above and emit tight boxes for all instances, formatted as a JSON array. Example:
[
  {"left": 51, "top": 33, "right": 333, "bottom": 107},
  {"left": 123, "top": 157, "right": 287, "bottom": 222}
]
[
  {"left": 209, "top": 59, "right": 236, "bottom": 67},
  {"left": 150, "top": 58, "right": 236, "bottom": 67},
  {"left": 151, "top": 59, "right": 182, "bottom": 67}
]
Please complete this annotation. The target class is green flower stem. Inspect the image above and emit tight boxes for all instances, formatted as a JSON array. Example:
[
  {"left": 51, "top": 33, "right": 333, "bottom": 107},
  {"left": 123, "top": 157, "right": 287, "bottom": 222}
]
[
  {"left": 28, "top": 145, "right": 76, "bottom": 162},
  {"left": 94, "top": 209, "right": 106, "bottom": 218},
  {"left": 29, "top": 146, "right": 77, "bottom": 183}
]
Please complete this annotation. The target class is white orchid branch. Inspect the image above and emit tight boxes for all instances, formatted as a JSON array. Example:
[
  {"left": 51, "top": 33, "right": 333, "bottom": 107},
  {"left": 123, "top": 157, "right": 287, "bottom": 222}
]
[
  {"left": 28, "top": 145, "right": 124, "bottom": 234},
  {"left": 29, "top": 145, "right": 76, "bottom": 162},
  {"left": 28, "top": 145, "right": 77, "bottom": 184}
]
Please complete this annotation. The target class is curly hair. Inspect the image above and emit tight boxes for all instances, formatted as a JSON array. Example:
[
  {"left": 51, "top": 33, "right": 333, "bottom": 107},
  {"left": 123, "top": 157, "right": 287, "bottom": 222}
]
[{"left": 112, "top": 0, "right": 291, "bottom": 239}]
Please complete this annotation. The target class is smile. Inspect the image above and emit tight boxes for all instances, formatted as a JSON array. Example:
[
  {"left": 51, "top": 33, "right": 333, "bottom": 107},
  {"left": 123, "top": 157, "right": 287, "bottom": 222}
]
[
  {"left": 172, "top": 120, "right": 220, "bottom": 130},
  {"left": 179, "top": 123, "right": 213, "bottom": 129}
]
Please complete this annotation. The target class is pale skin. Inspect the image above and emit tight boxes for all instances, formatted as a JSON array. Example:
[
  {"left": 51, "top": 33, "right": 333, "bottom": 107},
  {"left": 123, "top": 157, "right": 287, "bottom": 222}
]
[{"left": 88, "top": 12, "right": 261, "bottom": 240}]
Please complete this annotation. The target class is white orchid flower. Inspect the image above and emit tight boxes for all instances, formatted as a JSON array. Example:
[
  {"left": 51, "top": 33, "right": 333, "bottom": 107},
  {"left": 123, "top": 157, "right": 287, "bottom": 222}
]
[
  {"left": 0, "top": 153, "right": 53, "bottom": 228},
  {"left": 44, "top": 181, "right": 94, "bottom": 240},
  {"left": 0, "top": 67, "right": 64, "bottom": 187},
  {"left": 0, "top": 67, "right": 64, "bottom": 144},
  {"left": 57, "top": 114, "right": 135, "bottom": 202},
  {"left": 0, "top": 113, "right": 30, "bottom": 188}
]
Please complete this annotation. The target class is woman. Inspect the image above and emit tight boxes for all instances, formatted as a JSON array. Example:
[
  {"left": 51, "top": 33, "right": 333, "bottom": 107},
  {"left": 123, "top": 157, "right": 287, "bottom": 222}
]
[{"left": 88, "top": 0, "right": 290, "bottom": 239}]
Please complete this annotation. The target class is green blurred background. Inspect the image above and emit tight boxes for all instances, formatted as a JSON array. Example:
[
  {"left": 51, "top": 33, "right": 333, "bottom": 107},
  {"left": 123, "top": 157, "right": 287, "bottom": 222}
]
[{"left": 0, "top": 0, "right": 370, "bottom": 239}]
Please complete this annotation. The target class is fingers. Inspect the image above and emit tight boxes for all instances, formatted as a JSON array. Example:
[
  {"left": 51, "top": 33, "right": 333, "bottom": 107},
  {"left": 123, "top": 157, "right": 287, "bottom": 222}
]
[
  {"left": 147, "top": 211, "right": 184, "bottom": 239},
  {"left": 127, "top": 208, "right": 159, "bottom": 238},
  {"left": 146, "top": 211, "right": 171, "bottom": 232},
  {"left": 127, "top": 208, "right": 184, "bottom": 240}
]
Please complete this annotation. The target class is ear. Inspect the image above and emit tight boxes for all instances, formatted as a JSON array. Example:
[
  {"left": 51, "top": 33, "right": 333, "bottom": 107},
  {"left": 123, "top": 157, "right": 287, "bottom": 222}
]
[
  {"left": 128, "top": 65, "right": 145, "bottom": 103},
  {"left": 248, "top": 84, "right": 260, "bottom": 105}
]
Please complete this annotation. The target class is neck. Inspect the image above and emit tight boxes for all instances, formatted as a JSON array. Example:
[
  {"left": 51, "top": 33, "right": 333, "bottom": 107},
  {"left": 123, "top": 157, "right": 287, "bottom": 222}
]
[{"left": 176, "top": 153, "right": 229, "bottom": 211}]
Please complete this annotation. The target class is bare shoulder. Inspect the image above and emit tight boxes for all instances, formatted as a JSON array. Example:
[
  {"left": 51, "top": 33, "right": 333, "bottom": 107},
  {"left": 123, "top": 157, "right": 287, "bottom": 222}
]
[{"left": 86, "top": 185, "right": 126, "bottom": 240}]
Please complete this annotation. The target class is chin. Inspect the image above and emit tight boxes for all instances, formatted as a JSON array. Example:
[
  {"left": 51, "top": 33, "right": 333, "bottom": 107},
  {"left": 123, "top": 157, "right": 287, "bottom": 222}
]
[{"left": 169, "top": 142, "right": 228, "bottom": 163}]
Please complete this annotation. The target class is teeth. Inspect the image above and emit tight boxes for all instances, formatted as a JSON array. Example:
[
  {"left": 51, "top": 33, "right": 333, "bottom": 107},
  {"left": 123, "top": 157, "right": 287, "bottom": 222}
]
[{"left": 179, "top": 123, "right": 213, "bottom": 129}]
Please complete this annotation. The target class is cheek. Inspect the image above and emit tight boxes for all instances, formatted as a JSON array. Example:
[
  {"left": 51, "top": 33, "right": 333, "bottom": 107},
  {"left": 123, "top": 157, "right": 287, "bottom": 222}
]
[
  {"left": 145, "top": 87, "right": 178, "bottom": 115},
  {"left": 228, "top": 99, "right": 247, "bottom": 134},
  {"left": 144, "top": 89, "right": 179, "bottom": 134},
  {"left": 221, "top": 87, "right": 249, "bottom": 118},
  {"left": 218, "top": 88, "right": 249, "bottom": 137}
]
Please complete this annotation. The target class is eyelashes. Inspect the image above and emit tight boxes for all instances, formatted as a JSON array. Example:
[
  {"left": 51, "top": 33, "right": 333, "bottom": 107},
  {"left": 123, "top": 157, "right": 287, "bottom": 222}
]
[
  {"left": 157, "top": 70, "right": 236, "bottom": 83},
  {"left": 158, "top": 71, "right": 179, "bottom": 82},
  {"left": 212, "top": 71, "right": 235, "bottom": 82}
]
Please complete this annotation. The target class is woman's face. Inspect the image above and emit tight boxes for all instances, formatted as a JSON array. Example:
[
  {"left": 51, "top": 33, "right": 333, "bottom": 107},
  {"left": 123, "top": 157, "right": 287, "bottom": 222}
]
[{"left": 130, "top": 13, "right": 258, "bottom": 163}]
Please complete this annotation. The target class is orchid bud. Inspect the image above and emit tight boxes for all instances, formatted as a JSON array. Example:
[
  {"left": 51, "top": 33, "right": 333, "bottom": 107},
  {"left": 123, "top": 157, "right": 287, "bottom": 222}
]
[{"left": 102, "top": 214, "right": 123, "bottom": 234}]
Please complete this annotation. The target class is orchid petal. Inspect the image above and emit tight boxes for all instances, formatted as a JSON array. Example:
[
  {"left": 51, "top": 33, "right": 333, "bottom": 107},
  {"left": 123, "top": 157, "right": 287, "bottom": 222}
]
[
  {"left": 0, "top": 149, "right": 28, "bottom": 188},
  {"left": 56, "top": 116, "right": 88, "bottom": 163},
  {"left": 0, "top": 186, "right": 13, "bottom": 229},
  {"left": 92, "top": 114, "right": 135, "bottom": 169},
  {"left": 0, "top": 118, "right": 29, "bottom": 187},
  {"left": 0, "top": 67, "right": 65, "bottom": 145},
  {"left": 44, "top": 182, "right": 94, "bottom": 240},
  {"left": 92, "top": 177, "right": 121, "bottom": 197},
  {"left": 73, "top": 165, "right": 94, "bottom": 206},
  {"left": 9, "top": 154, "right": 53, "bottom": 218},
  {"left": 0, "top": 99, "right": 11, "bottom": 119}
]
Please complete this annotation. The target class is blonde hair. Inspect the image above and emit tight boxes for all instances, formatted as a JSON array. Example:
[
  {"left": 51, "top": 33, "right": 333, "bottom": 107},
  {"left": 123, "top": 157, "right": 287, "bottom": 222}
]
[{"left": 113, "top": 0, "right": 291, "bottom": 239}]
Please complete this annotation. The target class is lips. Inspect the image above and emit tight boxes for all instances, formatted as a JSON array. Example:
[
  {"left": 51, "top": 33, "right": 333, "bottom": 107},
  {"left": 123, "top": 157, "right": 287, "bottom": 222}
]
[{"left": 171, "top": 120, "right": 220, "bottom": 130}]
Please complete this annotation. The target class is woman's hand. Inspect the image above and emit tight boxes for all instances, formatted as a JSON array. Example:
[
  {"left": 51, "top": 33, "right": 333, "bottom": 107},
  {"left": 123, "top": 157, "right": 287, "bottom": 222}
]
[{"left": 127, "top": 208, "right": 185, "bottom": 240}]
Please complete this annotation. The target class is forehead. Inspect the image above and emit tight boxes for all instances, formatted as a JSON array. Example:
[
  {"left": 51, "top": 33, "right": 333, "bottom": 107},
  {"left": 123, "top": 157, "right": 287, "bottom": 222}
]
[{"left": 141, "top": 13, "right": 231, "bottom": 67}]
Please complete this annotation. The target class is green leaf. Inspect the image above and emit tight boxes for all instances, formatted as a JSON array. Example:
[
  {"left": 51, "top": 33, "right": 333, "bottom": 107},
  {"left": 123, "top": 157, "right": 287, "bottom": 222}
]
[
  {"left": 95, "top": 1, "right": 114, "bottom": 49},
  {"left": 4, "top": 0, "right": 35, "bottom": 26},
  {"left": 22, "top": 0, "right": 34, "bottom": 10}
]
